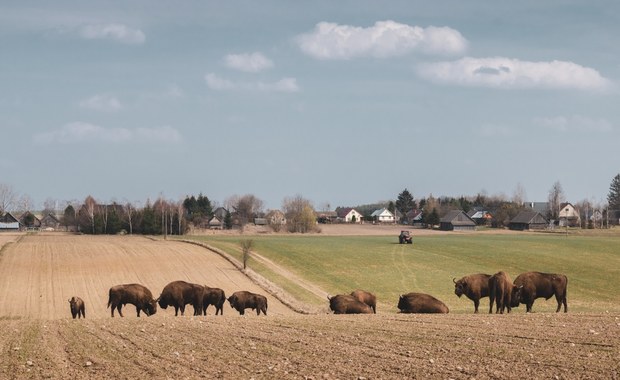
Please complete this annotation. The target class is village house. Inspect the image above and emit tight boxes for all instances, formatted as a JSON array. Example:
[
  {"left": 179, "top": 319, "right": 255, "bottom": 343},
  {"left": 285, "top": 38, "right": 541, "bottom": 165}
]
[
  {"left": 371, "top": 208, "right": 395, "bottom": 223},
  {"left": 558, "top": 203, "right": 581, "bottom": 227},
  {"left": 336, "top": 207, "right": 363, "bottom": 223}
]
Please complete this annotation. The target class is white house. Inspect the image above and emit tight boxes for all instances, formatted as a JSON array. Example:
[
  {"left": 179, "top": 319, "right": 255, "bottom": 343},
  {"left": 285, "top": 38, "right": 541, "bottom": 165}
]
[
  {"left": 336, "top": 208, "right": 363, "bottom": 223},
  {"left": 559, "top": 203, "right": 581, "bottom": 227},
  {"left": 371, "top": 208, "right": 395, "bottom": 223}
]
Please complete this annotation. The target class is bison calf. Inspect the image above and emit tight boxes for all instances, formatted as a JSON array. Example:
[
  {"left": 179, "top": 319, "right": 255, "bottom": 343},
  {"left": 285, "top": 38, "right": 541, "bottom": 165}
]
[
  {"left": 328, "top": 294, "right": 373, "bottom": 314},
  {"left": 228, "top": 291, "right": 268, "bottom": 316},
  {"left": 107, "top": 283, "right": 157, "bottom": 317},
  {"left": 398, "top": 292, "right": 449, "bottom": 314},
  {"left": 68, "top": 296, "right": 85, "bottom": 319}
]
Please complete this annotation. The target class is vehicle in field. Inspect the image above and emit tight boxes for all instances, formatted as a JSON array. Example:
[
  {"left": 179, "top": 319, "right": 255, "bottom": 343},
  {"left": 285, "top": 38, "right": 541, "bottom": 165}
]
[{"left": 399, "top": 230, "right": 413, "bottom": 244}]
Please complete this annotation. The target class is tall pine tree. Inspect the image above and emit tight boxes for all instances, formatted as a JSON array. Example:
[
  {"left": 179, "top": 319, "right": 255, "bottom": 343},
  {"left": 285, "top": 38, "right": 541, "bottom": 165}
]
[{"left": 607, "top": 174, "right": 620, "bottom": 209}]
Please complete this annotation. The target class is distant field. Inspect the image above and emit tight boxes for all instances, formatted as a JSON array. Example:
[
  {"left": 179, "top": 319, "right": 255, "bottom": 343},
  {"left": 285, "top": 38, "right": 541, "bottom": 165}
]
[{"left": 183, "top": 229, "right": 620, "bottom": 313}]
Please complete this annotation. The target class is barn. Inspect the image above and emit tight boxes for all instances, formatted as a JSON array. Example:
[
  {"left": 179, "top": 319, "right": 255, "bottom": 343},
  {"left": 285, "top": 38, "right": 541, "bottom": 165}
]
[
  {"left": 439, "top": 210, "right": 476, "bottom": 231},
  {"left": 509, "top": 211, "right": 548, "bottom": 231}
]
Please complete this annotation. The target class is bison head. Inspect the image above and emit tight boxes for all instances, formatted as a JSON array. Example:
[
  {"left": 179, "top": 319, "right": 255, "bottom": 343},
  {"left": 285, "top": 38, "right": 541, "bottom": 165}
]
[
  {"left": 510, "top": 285, "right": 523, "bottom": 308},
  {"left": 144, "top": 300, "right": 158, "bottom": 316},
  {"left": 453, "top": 278, "right": 466, "bottom": 298}
]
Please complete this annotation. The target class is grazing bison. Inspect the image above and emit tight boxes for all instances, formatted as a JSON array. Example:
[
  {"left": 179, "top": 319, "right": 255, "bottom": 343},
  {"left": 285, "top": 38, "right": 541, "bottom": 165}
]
[
  {"left": 107, "top": 284, "right": 157, "bottom": 317},
  {"left": 488, "top": 271, "right": 521, "bottom": 314},
  {"left": 328, "top": 294, "right": 373, "bottom": 314},
  {"left": 513, "top": 272, "right": 568, "bottom": 313},
  {"left": 350, "top": 289, "right": 377, "bottom": 313},
  {"left": 228, "top": 291, "right": 268, "bottom": 316},
  {"left": 397, "top": 292, "right": 449, "bottom": 314},
  {"left": 157, "top": 280, "right": 206, "bottom": 316},
  {"left": 202, "top": 286, "right": 226, "bottom": 316},
  {"left": 68, "top": 296, "right": 85, "bottom": 319},
  {"left": 453, "top": 273, "right": 491, "bottom": 313}
]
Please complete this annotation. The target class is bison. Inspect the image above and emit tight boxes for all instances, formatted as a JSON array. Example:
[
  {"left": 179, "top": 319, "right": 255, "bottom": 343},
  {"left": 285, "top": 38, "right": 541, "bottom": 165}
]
[
  {"left": 397, "top": 292, "right": 449, "bottom": 314},
  {"left": 513, "top": 271, "right": 568, "bottom": 313},
  {"left": 107, "top": 284, "right": 157, "bottom": 317},
  {"left": 202, "top": 286, "right": 226, "bottom": 316},
  {"left": 157, "top": 280, "right": 206, "bottom": 316},
  {"left": 228, "top": 291, "right": 268, "bottom": 316},
  {"left": 350, "top": 289, "right": 377, "bottom": 313},
  {"left": 68, "top": 296, "right": 85, "bottom": 319},
  {"left": 453, "top": 273, "right": 491, "bottom": 313},
  {"left": 328, "top": 294, "right": 373, "bottom": 314},
  {"left": 488, "top": 271, "right": 521, "bottom": 314}
]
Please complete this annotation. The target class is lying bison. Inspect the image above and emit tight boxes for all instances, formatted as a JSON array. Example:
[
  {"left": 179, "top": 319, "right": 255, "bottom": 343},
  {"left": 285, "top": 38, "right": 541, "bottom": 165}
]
[
  {"left": 350, "top": 289, "right": 377, "bottom": 313},
  {"left": 513, "top": 271, "right": 568, "bottom": 313},
  {"left": 202, "top": 286, "right": 226, "bottom": 316},
  {"left": 328, "top": 294, "right": 373, "bottom": 314},
  {"left": 397, "top": 292, "right": 449, "bottom": 314},
  {"left": 488, "top": 271, "right": 521, "bottom": 314},
  {"left": 107, "top": 284, "right": 157, "bottom": 317},
  {"left": 157, "top": 280, "right": 205, "bottom": 316},
  {"left": 453, "top": 273, "right": 491, "bottom": 313},
  {"left": 228, "top": 291, "right": 268, "bottom": 316},
  {"left": 68, "top": 296, "right": 85, "bottom": 319}
]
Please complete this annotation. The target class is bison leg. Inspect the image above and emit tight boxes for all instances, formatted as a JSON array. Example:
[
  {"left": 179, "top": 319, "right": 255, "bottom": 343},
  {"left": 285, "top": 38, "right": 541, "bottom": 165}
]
[
  {"left": 180, "top": 305, "right": 185, "bottom": 316},
  {"left": 473, "top": 299, "right": 480, "bottom": 314},
  {"left": 555, "top": 294, "right": 567, "bottom": 313},
  {"left": 117, "top": 304, "right": 124, "bottom": 317},
  {"left": 239, "top": 308, "right": 245, "bottom": 315},
  {"left": 81, "top": 309, "right": 86, "bottom": 319}
]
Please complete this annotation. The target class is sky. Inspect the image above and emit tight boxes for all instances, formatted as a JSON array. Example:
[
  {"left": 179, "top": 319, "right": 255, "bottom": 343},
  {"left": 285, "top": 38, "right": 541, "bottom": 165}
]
[{"left": 1, "top": 1, "right": 619, "bottom": 211}]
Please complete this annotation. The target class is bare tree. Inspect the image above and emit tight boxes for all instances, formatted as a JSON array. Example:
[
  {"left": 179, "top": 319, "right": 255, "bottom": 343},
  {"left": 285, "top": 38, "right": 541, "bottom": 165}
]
[
  {"left": 83, "top": 196, "right": 97, "bottom": 234},
  {"left": 282, "top": 194, "right": 316, "bottom": 233},
  {"left": 0, "top": 183, "right": 17, "bottom": 215},
  {"left": 512, "top": 183, "right": 527, "bottom": 205},
  {"left": 175, "top": 199, "right": 185, "bottom": 235},
  {"left": 240, "top": 239, "right": 254, "bottom": 269},
  {"left": 548, "top": 181, "right": 565, "bottom": 220},
  {"left": 228, "top": 194, "right": 264, "bottom": 227},
  {"left": 15, "top": 194, "right": 34, "bottom": 213},
  {"left": 123, "top": 201, "right": 136, "bottom": 235}
]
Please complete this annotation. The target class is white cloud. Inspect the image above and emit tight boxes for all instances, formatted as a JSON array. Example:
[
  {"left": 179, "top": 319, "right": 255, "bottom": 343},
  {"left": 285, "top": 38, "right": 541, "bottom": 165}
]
[
  {"left": 205, "top": 73, "right": 299, "bottom": 92},
  {"left": 79, "top": 94, "right": 123, "bottom": 112},
  {"left": 225, "top": 52, "right": 274, "bottom": 72},
  {"left": 417, "top": 57, "right": 611, "bottom": 91},
  {"left": 79, "top": 23, "right": 145, "bottom": 44},
  {"left": 534, "top": 115, "right": 613, "bottom": 133},
  {"left": 33, "top": 122, "right": 182, "bottom": 145},
  {"left": 296, "top": 20, "right": 467, "bottom": 60}
]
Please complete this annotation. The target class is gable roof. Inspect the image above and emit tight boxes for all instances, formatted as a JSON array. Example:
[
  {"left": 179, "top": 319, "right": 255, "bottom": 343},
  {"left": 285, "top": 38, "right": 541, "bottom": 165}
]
[
  {"left": 440, "top": 210, "right": 476, "bottom": 226},
  {"left": 510, "top": 211, "right": 548, "bottom": 224}
]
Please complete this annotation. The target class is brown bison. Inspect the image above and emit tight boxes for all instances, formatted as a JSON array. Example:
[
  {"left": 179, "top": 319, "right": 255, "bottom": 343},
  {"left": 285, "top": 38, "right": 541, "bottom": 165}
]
[
  {"left": 513, "top": 272, "right": 568, "bottom": 313},
  {"left": 228, "top": 291, "right": 268, "bottom": 316},
  {"left": 202, "top": 286, "right": 226, "bottom": 316},
  {"left": 107, "top": 284, "right": 157, "bottom": 317},
  {"left": 350, "top": 289, "right": 377, "bottom": 313},
  {"left": 488, "top": 271, "right": 522, "bottom": 314},
  {"left": 68, "top": 296, "right": 85, "bottom": 319},
  {"left": 397, "top": 292, "right": 449, "bottom": 314},
  {"left": 157, "top": 280, "right": 206, "bottom": 316},
  {"left": 453, "top": 273, "right": 491, "bottom": 313},
  {"left": 328, "top": 294, "right": 373, "bottom": 314}
]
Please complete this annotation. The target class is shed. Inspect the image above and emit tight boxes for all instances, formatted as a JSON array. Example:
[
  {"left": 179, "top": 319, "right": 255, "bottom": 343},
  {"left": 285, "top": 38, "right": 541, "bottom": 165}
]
[
  {"left": 439, "top": 210, "right": 476, "bottom": 231},
  {"left": 509, "top": 211, "right": 548, "bottom": 231}
]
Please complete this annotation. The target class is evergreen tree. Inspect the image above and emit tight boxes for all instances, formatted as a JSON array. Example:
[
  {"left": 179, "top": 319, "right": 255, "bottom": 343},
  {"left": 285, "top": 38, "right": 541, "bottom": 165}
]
[
  {"left": 395, "top": 188, "right": 416, "bottom": 216},
  {"left": 607, "top": 174, "right": 620, "bottom": 209}
]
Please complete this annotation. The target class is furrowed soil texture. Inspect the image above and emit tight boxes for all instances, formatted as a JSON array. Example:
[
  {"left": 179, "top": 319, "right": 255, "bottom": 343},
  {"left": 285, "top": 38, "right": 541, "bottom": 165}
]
[{"left": 0, "top": 234, "right": 619, "bottom": 379}]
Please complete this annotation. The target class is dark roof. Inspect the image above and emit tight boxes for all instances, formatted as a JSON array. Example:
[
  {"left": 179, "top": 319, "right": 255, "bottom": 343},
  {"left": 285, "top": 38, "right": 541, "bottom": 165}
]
[
  {"left": 510, "top": 211, "right": 548, "bottom": 224},
  {"left": 440, "top": 210, "right": 476, "bottom": 226}
]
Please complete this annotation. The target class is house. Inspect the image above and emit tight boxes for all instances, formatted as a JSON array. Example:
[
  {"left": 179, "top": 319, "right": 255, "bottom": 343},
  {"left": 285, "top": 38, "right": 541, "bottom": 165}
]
[
  {"left": 18, "top": 211, "right": 41, "bottom": 230},
  {"left": 467, "top": 208, "right": 493, "bottom": 226},
  {"left": 509, "top": 211, "right": 548, "bottom": 231},
  {"left": 40, "top": 213, "right": 61, "bottom": 231},
  {"left": 559, "top": 203, "right": 581, "bottom": 227},
  {"left": 336, "top": 207, "right": 363, "bottom": 223},
  {"left": 208, "top": 216, "right": 222, "bottom": 229},
  {"left": 525, "top": 202, "right": 550, "bottom": 216},
  {"left": 0, "top": 212, "right": 20, "bottom": 231},
  {"left": 371, "top": 208, "right": 395, "bottom": 223},
  {"left": 213, "top": 207, "right": 229, "bottom": 220},
  {"left": 405, "top": 210, "right": 423, "bottom": 226},
  {"left": 439, "top": 210, "right": 476, "bottom": 231},
  {"left": 265, "top": 209, "right": 286, "bottom": 226}
]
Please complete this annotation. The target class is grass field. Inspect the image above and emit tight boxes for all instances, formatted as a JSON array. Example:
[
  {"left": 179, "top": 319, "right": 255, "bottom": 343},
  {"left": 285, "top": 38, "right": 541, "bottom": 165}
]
[{"left": 182, "top": 231, "right": 620, "bottom": 313}]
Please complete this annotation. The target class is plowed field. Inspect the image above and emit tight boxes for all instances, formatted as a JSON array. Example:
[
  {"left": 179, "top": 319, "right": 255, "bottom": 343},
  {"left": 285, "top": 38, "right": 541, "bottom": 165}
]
[{"left": 0, "top": 234, "right": 618, "bottom": 379}]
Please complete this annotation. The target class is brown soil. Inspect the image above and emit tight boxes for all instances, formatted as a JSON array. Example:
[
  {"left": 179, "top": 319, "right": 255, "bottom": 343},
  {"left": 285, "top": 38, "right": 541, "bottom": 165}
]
[{"left": 0, "top": 233, "right": 618, "bottom": 379}]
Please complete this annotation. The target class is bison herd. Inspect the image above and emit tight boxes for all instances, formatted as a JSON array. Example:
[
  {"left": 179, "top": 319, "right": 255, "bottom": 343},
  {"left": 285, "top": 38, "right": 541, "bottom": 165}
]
[{"left": 69, "top": 271, "right": 568, "bottom": 319}]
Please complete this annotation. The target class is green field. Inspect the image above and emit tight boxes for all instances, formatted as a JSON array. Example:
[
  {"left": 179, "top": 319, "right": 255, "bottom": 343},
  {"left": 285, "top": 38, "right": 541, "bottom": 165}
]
[{"left": 181, "top": 231, "right": 620, "bottom": 313}]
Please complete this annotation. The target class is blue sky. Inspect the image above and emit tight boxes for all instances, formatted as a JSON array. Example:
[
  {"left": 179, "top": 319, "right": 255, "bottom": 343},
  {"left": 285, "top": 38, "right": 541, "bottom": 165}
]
[{"left": 1, "top": 1, "right": 619, "bottom": 211}]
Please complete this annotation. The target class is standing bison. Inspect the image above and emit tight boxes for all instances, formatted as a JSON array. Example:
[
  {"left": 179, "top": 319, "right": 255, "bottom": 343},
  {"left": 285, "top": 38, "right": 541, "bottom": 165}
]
[
  {"left": 328, "top": 294, "right": 373, "bottom": 314},
  {"left": 228, "top": 291, "right": 268, "bottom": 316},
  {"left": 68, "top": 296, "right": 85, "bottom": 319},
  {"left": 157, "top": 280, "right": 206, "bottom": 316},
  {"left": 488, "top": 271, "right": 520, "bottom": 314},
  {"left": 107, "top": 284, "right": 157, "bottom": 317},
  {"left": 397, "top": 292, "right": 449, "bottom": 314},
  {"left": 202, "top": 286, "right": 226, "bottom": 316},
  {"left": 453, "top": 273, "right": 491, "bottom": 313},
  {"left": 513, "top": 272, "right": 568, "bottom": 313},
  {"left": 350, "top": 289, "right": 377, "bottom": 313}
]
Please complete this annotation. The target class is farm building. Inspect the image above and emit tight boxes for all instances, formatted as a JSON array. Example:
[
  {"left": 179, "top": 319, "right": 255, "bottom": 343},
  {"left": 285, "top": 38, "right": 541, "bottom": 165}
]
[
  {"left": 40, "top": 213, "right": 61, "bottom": 231},
  {"left": 18, "top": 211, "right": 41, "bottom": 230},
  {"left": 509, "top": 211, "right": 548, "bottom": 231},
  {"left": 0, "top": 212, "right": 20, "bottom": 231},
  {"left": 316, "top": 211, "right": 337, "bottom": 224},
  {"left": 405, "top": 210, "right": 423, "bottom": 226},
  {"left": 265, "top": 209, "right": 286, "bottom": 225},
  {"left": 208, "top": 216, "right": 222, "bottom": 229},
  {"left": 467, "top": 208, "right": 493, "bottom": 226},
  {"left": 336, "top": 207, "right": 363, "bottom": 223},
  {"left": 371, "top": 208, "right": 395, "bottom": 223},
  {"left": 439, "top": 210, "right": 476, "bottom": 231}
]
